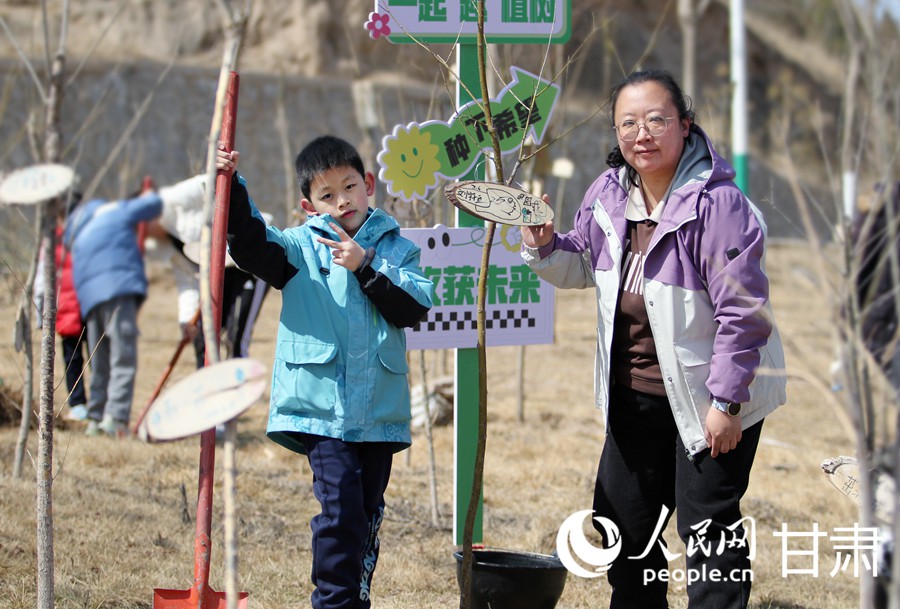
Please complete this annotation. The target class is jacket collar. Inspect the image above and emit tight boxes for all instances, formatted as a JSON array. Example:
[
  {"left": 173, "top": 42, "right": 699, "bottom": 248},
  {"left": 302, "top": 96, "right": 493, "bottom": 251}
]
[
  {"left": 607, "top": 125, "right": 737, "bottom": 230},
  {"left": 306, "top": 208, "right": 400, "bottom": 248}
]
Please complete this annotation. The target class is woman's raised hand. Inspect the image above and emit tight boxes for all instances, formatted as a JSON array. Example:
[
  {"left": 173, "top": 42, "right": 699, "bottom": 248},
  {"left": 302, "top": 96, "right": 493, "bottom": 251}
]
[{"left": 521, "top": 194, "right": 555, "bottom": 248}]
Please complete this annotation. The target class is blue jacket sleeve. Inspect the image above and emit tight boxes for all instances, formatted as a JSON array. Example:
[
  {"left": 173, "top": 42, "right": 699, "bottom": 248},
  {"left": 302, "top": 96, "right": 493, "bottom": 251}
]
[
  {"left": 353, "top": 251, "right": 431, "bottom": 328},
  {"left": 226, "top": 173, "right": 298, "bottom": 290}
]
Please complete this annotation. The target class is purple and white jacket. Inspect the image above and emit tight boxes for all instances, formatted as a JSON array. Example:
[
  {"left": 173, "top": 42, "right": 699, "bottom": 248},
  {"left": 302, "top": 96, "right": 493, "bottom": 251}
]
[{"left": 522, "top": 127, "right": 786, "bottom": 456}]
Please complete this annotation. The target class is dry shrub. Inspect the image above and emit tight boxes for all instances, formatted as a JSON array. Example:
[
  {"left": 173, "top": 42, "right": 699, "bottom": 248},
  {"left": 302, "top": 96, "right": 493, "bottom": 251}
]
[
  {"left": 0, "top": 383, "right": 26, "bottom": 427},
  {"left": 0, "top": 381, "right": 76, "bottom": 431}
]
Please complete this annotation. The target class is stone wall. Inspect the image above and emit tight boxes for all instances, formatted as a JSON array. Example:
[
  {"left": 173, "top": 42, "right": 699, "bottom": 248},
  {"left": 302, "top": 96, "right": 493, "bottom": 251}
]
[
  {"left": 0, "top": 56, "right": 826, "bottom": 277},
  {"left": 0, "top": 59, "right": 618, "bottom": 230}
]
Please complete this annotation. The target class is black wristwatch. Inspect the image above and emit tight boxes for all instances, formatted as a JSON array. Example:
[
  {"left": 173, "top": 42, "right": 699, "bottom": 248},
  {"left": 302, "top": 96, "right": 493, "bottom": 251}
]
[{"left": 711, "top": 398, "right": 742, "bottom": 417}]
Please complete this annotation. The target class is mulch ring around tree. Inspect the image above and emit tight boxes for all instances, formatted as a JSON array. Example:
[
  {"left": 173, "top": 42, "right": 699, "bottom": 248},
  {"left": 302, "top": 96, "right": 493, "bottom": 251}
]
[{"left": 0, "top": 383, "right": 72, "bottom": 430}]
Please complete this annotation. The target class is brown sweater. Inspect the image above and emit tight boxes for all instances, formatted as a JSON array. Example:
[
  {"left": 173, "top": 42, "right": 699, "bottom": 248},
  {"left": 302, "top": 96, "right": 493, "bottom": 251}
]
[{"left": 611, "top": 219, "right": 666, "bottom": 396}]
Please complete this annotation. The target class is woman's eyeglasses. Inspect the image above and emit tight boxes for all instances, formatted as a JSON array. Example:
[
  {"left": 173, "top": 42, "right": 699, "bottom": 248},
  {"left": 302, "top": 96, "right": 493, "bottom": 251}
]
[{"left": 614, "top": 115, "right": 676, "bottom": 141}]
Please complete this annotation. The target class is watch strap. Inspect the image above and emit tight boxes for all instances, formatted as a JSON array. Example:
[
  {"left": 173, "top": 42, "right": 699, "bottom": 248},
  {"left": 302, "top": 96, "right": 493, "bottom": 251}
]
[{"left": 711, "top": 398, "right": 741, "bottom": 416}]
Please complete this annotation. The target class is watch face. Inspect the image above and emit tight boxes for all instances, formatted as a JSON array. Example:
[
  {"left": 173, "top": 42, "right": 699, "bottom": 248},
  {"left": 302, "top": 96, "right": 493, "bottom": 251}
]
[{"left": 727, "top": 402, "right": 742, "bottom": 416}]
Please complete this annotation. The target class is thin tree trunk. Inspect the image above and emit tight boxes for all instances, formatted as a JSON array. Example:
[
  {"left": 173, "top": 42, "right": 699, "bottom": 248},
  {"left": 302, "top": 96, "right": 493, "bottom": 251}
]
[
  {"left": 678, "top": 0, "right": 697, "bottom": 99},
  {"left": 784, "top": 118, "right": 879, "bottom": 608},
  {"left": 36, "top": 205, "right": 58, "bottom": 609},
  {"left": 418, "top": 350, "right": 441, "bottom": 526},
  {"left": 460, "top": 3, "right": 502, "bottom": 606},
  {"left": 517, "top": 346, "right": 526, "bottom": 422},
  {"left": 205, "top": 5, "right": 252, "bottom": 608},
  {"left": 12, "top": 209, "right": 42, "bottom": 479},
  {"left": 36, "top": 45, "right": 66, "bottom": 609}
]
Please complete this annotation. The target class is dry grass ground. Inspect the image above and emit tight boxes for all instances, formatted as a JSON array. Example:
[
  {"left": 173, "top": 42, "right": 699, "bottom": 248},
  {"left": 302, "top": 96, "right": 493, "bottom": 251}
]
[{"left": 0, "top": 241, "right": 870, "bottom": 608}]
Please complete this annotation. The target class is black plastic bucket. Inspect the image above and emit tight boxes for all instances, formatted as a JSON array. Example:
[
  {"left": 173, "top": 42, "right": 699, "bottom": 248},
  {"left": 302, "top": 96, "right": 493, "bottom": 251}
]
[{"left": 454, "top": 548, "right": 568, "bottom": 609}]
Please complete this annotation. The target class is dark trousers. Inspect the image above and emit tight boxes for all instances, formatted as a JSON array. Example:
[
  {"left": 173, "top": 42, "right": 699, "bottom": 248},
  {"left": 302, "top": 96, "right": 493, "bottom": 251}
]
[
  {"left": 192, "top": 268, "right": 269, "bottom": 367},
  {"left": 298, "top": 435, "right": 394, "bottom": 609},
  {"left": 593, "top": 383, "right": 762, "bottom": 609},
  {"left": 61, "top": 333, "right": 88, "bottom": 406}
]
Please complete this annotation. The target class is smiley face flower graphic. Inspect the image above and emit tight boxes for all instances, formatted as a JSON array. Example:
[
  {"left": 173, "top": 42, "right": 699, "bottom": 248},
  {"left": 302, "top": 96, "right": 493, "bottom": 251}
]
[
  {"left": 378, "top": 123, "right": 441, "bottom": 201},
  {"left": 365, "top": 12, "right": 391, "bottom": 40}
]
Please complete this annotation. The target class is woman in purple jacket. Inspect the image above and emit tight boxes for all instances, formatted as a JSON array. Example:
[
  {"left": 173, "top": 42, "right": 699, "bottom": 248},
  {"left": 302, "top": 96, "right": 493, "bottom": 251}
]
[{"left": 522, "top": 70, "right": 786, "bottom": 609}]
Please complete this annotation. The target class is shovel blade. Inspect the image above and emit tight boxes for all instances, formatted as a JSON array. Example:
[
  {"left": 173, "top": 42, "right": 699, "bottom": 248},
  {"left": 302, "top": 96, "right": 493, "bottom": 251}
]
[{"left": 153, "top": 588, "right": 249, "bottom": 609}]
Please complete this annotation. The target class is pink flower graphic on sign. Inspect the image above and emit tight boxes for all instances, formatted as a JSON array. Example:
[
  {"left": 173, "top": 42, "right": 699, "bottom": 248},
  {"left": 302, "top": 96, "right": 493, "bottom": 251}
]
[{"left": 365, "top": 12, "right": 391, "bottom": 40}]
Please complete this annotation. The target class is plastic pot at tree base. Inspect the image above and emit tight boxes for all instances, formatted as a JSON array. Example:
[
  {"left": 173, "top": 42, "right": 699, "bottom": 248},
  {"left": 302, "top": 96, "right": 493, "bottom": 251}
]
[{"left": 454, "top": 548, "right": 568, "bottom": 609}]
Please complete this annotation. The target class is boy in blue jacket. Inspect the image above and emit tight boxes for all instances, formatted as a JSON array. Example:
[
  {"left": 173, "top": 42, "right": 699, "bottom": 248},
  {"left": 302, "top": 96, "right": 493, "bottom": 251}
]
[{"left": 217, "top": 135, "right": 433, "bottom": 609}]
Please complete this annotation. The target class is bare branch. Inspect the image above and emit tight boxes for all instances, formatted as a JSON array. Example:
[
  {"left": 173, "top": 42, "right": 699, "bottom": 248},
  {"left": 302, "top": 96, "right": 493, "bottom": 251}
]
[
  {"left": 40, "top": 0, "right": 51, "bottom": 73},
  {"left": 372, "top": 8, "right": 485, "bottom": 115},
  {"left": 12, "top": 204, "right": 45, "bottom": 479},
  {"left": 274, "top": 74, "right": 297, "bottom": 224},
  {"left": 631, "top": 0, "right": 675, "bottom": 75},
  {"left": 26, "top": 111, "right": 41, "bottom": 162},
  {"left": 81, "top": 56, "right": 177, "bottom": 199},
  {"left": 0, "top": 15, "right": 48, "bottom": 103},
  {"left": 58, "top": 0, "right": 70, "bottom": 55},
  {"left": 62, "top": 76, "right": 120, "bottom": 159},
  {"left": 66, "top": 0, "right": 128, "bottom": 87}
]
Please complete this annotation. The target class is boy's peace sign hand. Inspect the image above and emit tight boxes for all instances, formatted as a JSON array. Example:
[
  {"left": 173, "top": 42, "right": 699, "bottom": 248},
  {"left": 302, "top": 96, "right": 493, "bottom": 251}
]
[{"left": 317, "top": 222, "right": 366, "bottom": 272}]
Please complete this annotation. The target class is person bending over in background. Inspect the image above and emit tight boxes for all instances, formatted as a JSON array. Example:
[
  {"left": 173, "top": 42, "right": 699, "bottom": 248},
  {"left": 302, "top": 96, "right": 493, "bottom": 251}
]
[
  {"left": 145, "top": 174, "right": 270, "bottom": 438},
  {"left": 64, "top": 181, "right": 161, "bottom": 438},
  {"left": 146, "top": 173, "right": 271, "bottom": 367}
]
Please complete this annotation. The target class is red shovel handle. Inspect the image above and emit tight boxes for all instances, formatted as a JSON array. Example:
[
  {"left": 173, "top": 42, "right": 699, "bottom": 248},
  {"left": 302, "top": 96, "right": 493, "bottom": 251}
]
[
  {"left": 193, "top": 70, "right": 240, "bottom": 608},
  {"left": 131, "top": 308, "right": 200, "bottom": 436},
  {"left": 208, "top": 75, "right": 239, "bottom": 339}
]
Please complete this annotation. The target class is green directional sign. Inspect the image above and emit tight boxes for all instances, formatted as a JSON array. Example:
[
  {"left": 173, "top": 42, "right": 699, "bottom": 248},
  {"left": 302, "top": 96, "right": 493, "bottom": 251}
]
[{"left": 376, "top": 67, "right": 560, "bottom": 202}]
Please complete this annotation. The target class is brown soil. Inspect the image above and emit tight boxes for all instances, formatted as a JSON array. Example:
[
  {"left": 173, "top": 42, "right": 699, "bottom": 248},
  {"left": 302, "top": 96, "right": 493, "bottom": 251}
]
[{"left": 0, "top": 243, "right": 868, "bottom": 608}]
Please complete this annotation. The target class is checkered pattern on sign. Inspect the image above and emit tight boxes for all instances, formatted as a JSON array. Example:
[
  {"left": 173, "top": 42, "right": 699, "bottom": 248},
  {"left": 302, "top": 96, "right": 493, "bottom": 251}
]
[{"left": 413, "top": 309, "right": 536, "bottom": 332}]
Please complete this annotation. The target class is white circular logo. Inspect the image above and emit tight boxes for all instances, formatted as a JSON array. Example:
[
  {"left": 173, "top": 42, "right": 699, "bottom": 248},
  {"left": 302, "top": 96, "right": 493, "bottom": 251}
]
[{"left": 555, "top": 509, "right": 622, "bottom": 578}]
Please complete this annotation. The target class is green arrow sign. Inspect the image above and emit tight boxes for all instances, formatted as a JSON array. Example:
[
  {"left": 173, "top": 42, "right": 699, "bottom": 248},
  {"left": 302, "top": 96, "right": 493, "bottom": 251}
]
[{"left": 376, "top": 67, "right": 560, "bottom": 202}]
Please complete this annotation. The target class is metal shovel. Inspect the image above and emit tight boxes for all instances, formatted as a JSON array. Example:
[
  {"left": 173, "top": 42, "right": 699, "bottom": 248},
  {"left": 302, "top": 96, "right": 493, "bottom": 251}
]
[
  {"left": 153, "top": 70, "right": 247, "bottom": 609},
  {"left": 152, "top": 430, "right": 249, "bottom": 608}
]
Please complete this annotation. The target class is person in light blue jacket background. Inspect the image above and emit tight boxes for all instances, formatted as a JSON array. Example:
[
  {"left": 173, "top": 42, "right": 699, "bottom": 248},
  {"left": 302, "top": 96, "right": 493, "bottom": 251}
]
[
  {"left": 217, "top": 135, "right": 432, "bottom": 609},
  {"left": 64, "top": 183, "right": 162, "bottom": 438}
]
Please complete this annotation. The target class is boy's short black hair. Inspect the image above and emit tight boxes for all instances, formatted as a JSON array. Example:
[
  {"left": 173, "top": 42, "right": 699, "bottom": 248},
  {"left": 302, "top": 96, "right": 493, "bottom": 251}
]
[{"left": 295, "top": 136, "right": 366, "bottom": 200}]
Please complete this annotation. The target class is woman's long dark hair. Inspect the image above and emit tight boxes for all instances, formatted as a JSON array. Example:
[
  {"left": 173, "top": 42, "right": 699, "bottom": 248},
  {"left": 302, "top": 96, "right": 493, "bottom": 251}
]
[{"left": 606, "top": 70, "right": 696, "bottom": 186}]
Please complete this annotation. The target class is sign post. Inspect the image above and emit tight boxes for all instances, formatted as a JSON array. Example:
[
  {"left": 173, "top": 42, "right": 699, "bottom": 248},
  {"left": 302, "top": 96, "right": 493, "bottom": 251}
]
[
  {"left": 730, "top": 0, "right": 749, "bottom": 194},
  {"left": 368, "top": 0, "right": 571, "bottom": 545}
]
